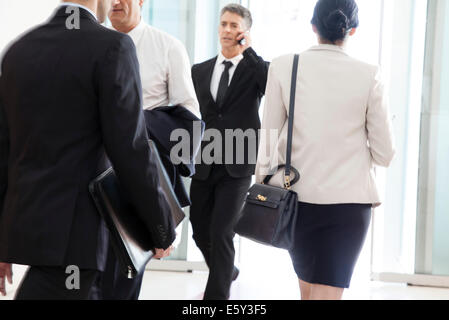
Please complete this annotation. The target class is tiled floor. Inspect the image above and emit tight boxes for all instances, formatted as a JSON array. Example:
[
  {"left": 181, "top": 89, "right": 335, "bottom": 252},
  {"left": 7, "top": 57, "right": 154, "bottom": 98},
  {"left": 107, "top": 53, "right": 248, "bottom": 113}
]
[
  {"left": 2, "top": 241, "right": 449, "bottom": 300},
  {"left": 139, "top": 270, "right": 449, "bottom": 300}
]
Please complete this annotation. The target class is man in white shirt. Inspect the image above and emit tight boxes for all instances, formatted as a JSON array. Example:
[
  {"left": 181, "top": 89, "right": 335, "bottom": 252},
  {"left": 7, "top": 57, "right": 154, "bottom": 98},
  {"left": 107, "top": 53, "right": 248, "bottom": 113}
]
[
  {"left": 109, "top": 0, "right": 200, "bottom": 118},
  {"left": 100, "top": 0, "right": 199, "bottom": 300}
]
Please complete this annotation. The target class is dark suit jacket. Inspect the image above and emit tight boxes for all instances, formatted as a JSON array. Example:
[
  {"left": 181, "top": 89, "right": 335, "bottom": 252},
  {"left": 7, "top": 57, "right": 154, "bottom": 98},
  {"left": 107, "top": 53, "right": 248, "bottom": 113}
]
[
  {"left": 0, "top": 7, "right": 175, "bottom": 271},
  {"left": 191, "top": 47, "right": 269, "bottom": 180},
  {"left": 144, "top": 106, "right": 205, "bottom": 207}
]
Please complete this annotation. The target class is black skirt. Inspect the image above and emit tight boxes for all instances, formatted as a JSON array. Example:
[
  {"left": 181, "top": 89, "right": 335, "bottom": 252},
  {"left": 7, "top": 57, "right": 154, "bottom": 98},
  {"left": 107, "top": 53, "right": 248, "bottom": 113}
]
[{"left": 288, "top": 202, "right": 372, "bottom": 289}]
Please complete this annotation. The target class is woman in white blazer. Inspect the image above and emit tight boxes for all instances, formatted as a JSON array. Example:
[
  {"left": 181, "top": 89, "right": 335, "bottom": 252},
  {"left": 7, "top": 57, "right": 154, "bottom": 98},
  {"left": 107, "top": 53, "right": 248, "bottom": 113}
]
[{"left": 255, "top": 0, "right": 395, "bottom": 300}]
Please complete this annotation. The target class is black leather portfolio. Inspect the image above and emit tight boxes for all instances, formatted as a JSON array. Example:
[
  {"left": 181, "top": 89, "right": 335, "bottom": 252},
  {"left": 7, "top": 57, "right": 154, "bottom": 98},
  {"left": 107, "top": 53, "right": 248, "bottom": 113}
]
[{"left": 89, "top": 140, "right": 185, "bottom": 279}]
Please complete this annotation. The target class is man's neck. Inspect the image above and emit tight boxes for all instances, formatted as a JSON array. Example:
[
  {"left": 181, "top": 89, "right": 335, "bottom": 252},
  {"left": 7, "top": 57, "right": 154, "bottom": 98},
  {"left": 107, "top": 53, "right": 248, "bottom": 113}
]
[
  {"left": 221, "top": 47, "right": 242, "bottom": 60},
  {"left": 113, "top": 18, "right": 141, "bottom": 34},
  {"left": 62, "top": 0, "right": 97, "bottom": 16}
]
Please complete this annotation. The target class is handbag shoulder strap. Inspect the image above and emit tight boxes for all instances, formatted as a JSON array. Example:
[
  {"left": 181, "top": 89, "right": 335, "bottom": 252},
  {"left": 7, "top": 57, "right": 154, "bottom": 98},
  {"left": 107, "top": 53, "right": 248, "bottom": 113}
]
[
  {"left": 263, "top": 54, "right": 300, "bottom": 188},
  {"left": 284, "top": 54, "right": 300, "bottom": 185}
]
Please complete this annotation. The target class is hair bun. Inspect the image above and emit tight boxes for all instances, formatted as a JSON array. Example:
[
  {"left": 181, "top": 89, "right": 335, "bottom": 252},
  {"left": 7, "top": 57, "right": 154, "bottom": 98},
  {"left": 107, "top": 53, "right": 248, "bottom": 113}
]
[
  {"left": 322, "top": 9, "right": 349, "bottom": 42},
  {"left": 311, "top": 0, "right": 359, "bottom": 44},
  {"left": 325, "top": 9, "right": 349, "bottom": 30}
]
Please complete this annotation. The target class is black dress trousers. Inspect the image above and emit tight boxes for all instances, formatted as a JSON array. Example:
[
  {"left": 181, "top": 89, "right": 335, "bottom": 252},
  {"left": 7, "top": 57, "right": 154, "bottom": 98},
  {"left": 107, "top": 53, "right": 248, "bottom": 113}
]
[
  {"left": 14, "top": 241, "right": 144, "bottom": 300},
  {"left": 14, "top": 266, "right": 99, "bottom": 300},
  {"left": 190, "top": 165, "right": 252, "bottom": 300}
]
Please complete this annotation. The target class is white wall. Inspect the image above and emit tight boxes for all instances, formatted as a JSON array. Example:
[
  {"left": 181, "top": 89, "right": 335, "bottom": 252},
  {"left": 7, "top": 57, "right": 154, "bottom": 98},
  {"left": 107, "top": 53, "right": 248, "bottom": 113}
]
[{"left": 0, "top": 0, "right": 60, "bottom": 53}]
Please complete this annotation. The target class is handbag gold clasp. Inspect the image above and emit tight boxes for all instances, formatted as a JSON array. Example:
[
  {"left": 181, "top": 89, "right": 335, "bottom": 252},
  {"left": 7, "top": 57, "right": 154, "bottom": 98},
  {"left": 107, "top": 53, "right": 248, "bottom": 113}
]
[
  {"left": 257, "top": 195, "right": 268, "bottom": 202},
  {"left": 284, "top": 175, "right": 291, "bottom": 190}
]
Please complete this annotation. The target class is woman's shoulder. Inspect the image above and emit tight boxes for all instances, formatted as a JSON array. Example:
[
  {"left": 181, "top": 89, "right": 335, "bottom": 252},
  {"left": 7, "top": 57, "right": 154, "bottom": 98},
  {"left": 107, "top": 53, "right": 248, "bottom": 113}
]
[
  {"left": 269, "top": 53, "right": 299, "bottom": 76},
  {"left": 270, "top": 50, "right": 381, "bottom": 82},
  {"left": 271, "top": 53, "right": 297, "bottom": 66},
  {"left": 307, "top": 46, "right": 381, "bottom": 78},
  {"left": 344, "top": 54, "right": 380, "bottom": 74}
]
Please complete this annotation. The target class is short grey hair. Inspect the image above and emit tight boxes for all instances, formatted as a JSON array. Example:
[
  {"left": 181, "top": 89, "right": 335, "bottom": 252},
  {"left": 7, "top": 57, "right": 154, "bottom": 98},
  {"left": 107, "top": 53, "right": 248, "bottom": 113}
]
[{"left": 220, "top": 4, "right": 253, "bottom": 29}]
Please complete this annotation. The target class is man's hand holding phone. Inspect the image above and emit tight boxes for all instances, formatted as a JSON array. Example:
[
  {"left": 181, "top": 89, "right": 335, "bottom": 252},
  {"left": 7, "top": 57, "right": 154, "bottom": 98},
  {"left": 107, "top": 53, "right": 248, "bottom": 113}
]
[{"left": 237, "top": 31, "right": 252, "bottom": 52}]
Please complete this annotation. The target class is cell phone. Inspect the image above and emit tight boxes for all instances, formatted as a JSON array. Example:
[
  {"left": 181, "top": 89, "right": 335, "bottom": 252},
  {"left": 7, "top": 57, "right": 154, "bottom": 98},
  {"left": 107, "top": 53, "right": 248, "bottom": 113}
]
[{"left": 239, "top": 37, "right": 247, "bottom": 46}]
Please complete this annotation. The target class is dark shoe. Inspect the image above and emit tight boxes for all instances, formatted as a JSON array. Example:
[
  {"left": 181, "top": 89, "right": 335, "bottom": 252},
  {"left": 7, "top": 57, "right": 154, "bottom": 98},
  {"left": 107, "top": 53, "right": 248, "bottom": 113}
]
[{"left": 232, "top": 266, "right": 240, "bottom": 282}]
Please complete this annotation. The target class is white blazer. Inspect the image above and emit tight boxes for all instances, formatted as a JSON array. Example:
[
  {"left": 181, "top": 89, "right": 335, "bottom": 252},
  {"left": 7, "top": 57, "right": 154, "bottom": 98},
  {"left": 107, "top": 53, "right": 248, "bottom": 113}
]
[{"left": 255, "top": 44, "right": 395, "bottom": 206}]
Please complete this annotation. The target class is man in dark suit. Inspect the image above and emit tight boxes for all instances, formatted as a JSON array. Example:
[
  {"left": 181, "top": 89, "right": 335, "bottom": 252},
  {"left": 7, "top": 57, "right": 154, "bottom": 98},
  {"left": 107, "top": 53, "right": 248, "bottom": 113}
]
[
  {"left": 0, "top": 0, "right": 174, "bottom": 299},
  {"left": 190, "top": 4, "right": 269, "bottom": 300}
]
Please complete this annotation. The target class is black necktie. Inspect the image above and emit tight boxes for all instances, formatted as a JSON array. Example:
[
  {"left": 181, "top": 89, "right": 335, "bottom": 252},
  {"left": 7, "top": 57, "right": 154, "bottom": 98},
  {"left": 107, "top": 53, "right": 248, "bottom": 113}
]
[{"left": 216, "top": 61, "right": 233, "bottom": 108}]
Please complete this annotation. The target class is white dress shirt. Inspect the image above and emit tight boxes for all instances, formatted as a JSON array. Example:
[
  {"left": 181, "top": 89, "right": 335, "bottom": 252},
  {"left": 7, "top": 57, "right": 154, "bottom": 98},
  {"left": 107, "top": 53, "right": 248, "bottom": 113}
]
[
  {"left": 122, "top": 19, "right": 200, "bottom": 118},
  {"left": 59, "top": 2, "right": 97, "bottom": 20},
  {"left": 256, "top": 45, "right": 395, "bottom": 206},
  {"left": 210, "top": 52, "right": 244, "bottom": 102}
]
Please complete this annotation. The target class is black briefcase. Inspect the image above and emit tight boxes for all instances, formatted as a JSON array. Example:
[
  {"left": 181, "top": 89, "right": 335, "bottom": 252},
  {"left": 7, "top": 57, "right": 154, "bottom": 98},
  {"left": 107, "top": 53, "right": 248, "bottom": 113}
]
[{"left": 89, "top": 140, "right": 185, "bottom": 279}]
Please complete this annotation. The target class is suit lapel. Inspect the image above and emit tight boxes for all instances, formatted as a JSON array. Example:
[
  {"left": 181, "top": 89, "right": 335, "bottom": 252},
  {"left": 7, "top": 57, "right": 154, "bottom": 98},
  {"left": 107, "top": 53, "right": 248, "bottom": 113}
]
[
  {"left": 198, "top": 55, "right": 247, "bottom": 111},
  {"left": 203, "top": 57, "right": 217, "bottom": 105},
  {"left": 221, "top": 58, "right": 248, "bottom": 108}
]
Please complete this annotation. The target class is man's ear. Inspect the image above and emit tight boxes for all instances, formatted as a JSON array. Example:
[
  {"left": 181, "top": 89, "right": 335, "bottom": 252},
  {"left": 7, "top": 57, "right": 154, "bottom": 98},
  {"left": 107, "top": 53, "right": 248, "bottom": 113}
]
[
  {"left": 349, "top": 28, "right": 357, "bottom": 36},
  {"left": 312, "top": 24, "right": 318, "bottom": 34}
]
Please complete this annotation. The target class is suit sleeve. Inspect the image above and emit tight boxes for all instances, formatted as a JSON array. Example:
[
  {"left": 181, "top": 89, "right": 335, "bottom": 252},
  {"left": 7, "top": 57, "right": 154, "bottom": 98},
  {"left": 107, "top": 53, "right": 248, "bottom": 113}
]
[
  {"left": 243, "top": 47, "right": 270, "bottom": 95},
  {"left": 255, "top": 61, "right": 287, "bottom": 184},
  {"left": 97, "top": 35, "right": 175, "bottom": 250},
  {"left": 191, "top": 65, "right": 199, "bottom": 97},
  {"left": 366, "top": 67, "right": 396, "bottom": 167},
  {"left": 0, "top": 84, "right": 9, "bottom": 216}
]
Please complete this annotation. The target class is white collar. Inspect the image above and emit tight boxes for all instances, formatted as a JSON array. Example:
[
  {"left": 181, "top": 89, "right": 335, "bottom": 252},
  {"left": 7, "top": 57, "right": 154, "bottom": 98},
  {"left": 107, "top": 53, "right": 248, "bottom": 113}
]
[
  {"left": 59, "top": 2, "right": 97, "bottom": 20},
  {"left": 217, "top": 51, "right": 244, "bottom": 67},
  {"left": 309, "top": 44, "right": 348, "bottom": 55},
  {"left": 127, "top": 18, "right": 147, "bottom": 41}
]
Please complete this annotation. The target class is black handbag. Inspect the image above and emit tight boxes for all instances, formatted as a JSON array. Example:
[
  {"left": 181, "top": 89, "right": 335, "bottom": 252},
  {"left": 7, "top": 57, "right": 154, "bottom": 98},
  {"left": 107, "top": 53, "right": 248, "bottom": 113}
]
[
  {"left": 235, "top": 54, "right": 300, "bottom": 250},
  {"left": 89, "top": 140, "right": 185, "bottom": 279}
]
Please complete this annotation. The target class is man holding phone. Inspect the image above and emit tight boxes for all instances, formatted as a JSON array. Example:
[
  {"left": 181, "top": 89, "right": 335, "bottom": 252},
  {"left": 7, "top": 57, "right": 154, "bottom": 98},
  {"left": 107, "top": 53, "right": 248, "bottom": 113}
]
[{"left": 190, "top": 4, "right": 269, "bottom": 300}]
